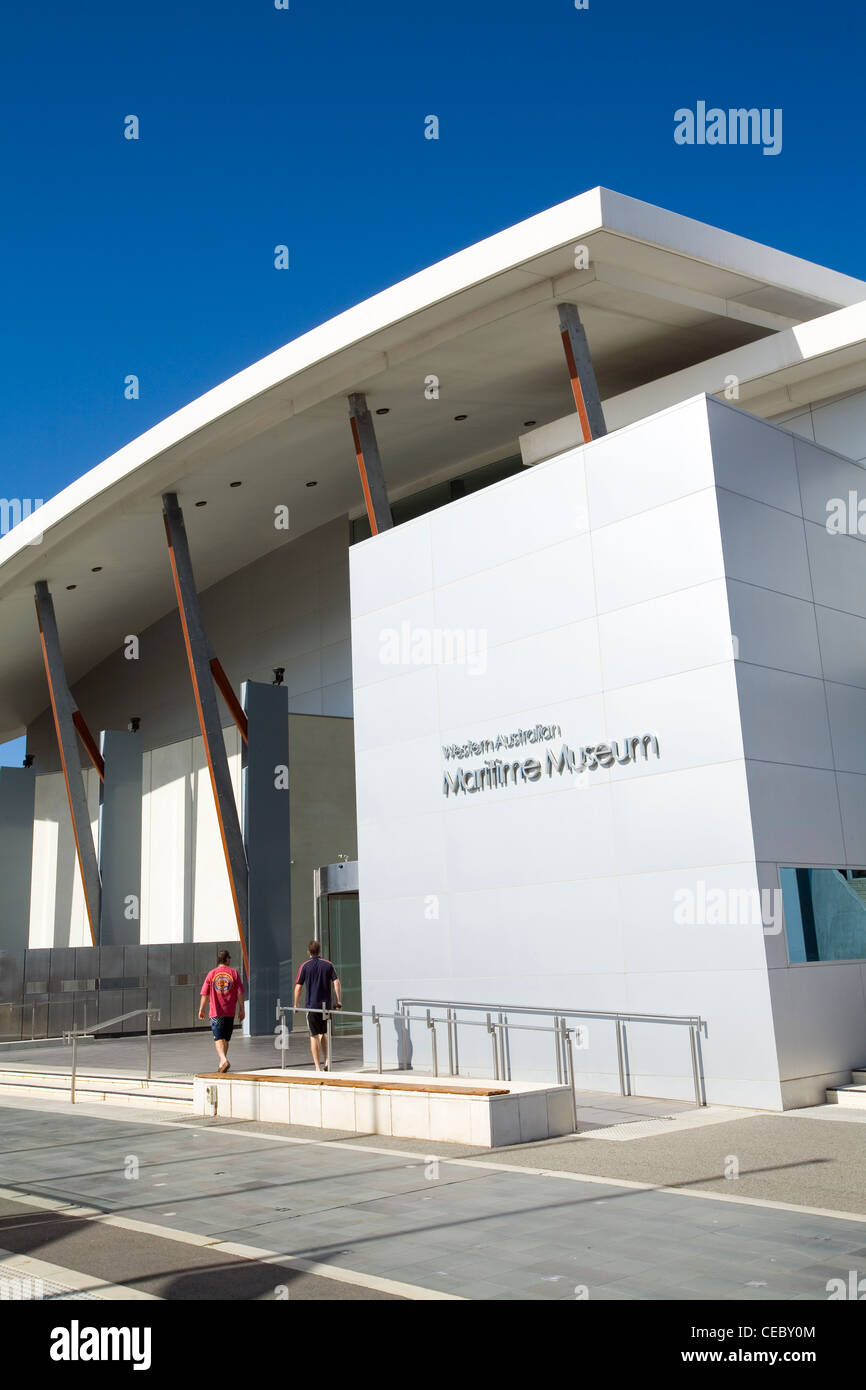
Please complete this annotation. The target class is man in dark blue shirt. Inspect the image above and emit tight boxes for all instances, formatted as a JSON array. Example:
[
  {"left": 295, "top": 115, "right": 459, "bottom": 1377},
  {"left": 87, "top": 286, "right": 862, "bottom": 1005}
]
[{"left": 293, "top": 939, "right": 342, "bottom": 1071}]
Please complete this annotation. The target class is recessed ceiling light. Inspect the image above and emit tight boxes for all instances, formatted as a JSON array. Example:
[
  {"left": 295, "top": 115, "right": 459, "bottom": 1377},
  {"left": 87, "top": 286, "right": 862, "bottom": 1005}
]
[
  {"left": 306, "top": 480, "right": 317, "bottom": 488},
  {"left": 66, "top": 584, "right": 76, "bottom": 590},
  {"left": 91, "top": 566, "right": 102, "bottom": 573},
  {"left": 523, "top": 420, "right": 536, "bottom": 427},
  {"left": 454, "top": 414, "right": 468, "bottom": 421},
  {"left": 195, "top": 500, "right": 207, "bottom": 507},
  {"left": 230, "top": 480, "right": 242, "bottom": 488},
  {"left": 375, "top": 407, "right": 390, "bottom": 415}
]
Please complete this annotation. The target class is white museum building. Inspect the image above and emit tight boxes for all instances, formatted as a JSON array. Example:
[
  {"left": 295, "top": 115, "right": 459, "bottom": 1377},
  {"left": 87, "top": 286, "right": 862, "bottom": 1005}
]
[{"left": 3, "top": 187, "right": 866, "bottom": 1110}]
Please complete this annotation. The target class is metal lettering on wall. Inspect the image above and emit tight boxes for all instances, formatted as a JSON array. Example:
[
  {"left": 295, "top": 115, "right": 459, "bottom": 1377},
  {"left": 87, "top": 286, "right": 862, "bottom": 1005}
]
[{"left": 441, "top": 722, "right": 661, "bottom": 798}]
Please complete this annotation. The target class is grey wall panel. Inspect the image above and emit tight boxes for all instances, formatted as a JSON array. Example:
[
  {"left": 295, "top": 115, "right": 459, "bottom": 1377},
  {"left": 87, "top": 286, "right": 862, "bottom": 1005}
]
[
  {"left": 170, "top": 986, "right": 195, "bottom": 1030},
  {"left": 0, "top": 769, "right": 35, "bottom": 951},
  {"left": 124, "top": 944, "right": 148, "bottom": 982},
  {"left": 99, "top": 731, "right": 143, "bottom": 945},
  {"left": 170, "top": 944, "right": 194, "bottom": 982},
  {"left": 48, "top": 947, "right": 75, "bottom": 995},
  {"left": 98, "top": 946, "right": 124, "bottom": 990},
  {"left": 96, "top": 989, "right": 123, "bottom": 1026},
  {"left": 121, "top": 989, "right": 147, "bottom": 1031},
  {"left": 48, "top": 997, "right": 73, "bottom": 1038},
  {"left": 243, "top": 681, "right": 291, "bottom": 1034}
]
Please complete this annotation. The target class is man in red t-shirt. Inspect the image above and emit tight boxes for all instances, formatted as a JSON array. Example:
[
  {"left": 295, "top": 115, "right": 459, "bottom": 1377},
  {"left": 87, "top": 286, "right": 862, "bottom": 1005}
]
[{"left": 198, "top": 948, "right": 245, "bottom": 1072}]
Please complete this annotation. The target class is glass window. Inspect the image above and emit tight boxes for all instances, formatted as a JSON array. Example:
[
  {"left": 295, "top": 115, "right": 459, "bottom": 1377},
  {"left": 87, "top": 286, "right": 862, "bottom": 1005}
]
[{"left": 780, "top": 867, "right": 866, "bottom": 963}]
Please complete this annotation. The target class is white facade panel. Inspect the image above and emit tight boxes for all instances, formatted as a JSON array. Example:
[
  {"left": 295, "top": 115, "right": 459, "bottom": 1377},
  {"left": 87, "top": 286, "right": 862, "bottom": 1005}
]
[{"left": 352, "top": 395, "right": 866, "bottom": 1108}]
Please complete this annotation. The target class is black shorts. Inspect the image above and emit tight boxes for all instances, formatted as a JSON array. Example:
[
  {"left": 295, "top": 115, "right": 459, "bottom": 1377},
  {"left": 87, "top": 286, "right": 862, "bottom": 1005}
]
[
  {"left": 308, "top": 1011, "right": 328, "bottom": 1036},
  {"left": 210, "top": 1017, "right": 234, "bottom": 1042}
]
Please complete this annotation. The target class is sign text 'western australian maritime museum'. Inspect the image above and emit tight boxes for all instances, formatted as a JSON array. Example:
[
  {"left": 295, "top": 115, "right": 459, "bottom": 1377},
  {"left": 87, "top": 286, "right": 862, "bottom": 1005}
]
[{"left": 441, "top": 723, "right": 661, "bottom": 798}]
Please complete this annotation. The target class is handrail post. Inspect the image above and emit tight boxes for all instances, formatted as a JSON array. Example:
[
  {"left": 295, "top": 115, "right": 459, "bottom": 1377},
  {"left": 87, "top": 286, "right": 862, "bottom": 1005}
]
[
  {"left": 498, "top": 1011, "right": 508, "bottom": 1081},
  {"left": 400, "top": 1004, "right": 410, "bottom": 1071},
  {"left": 446, "top": 1008, "right": 454, "bottom": 1076},
  {"left": 689, "top": 1024, "right": 703, "bottom": 1107},
  {"left": 70, "top": 1033, "right": 77, "bottom": 1104},
  {"left": 486, "top": 1013, "right": 499, "bottom": 1080},
  {"left": 615, "top": 1017, "right": 627, "bottom": 1096},
  {"left": 558, "top": 1011, "right": 567, "bottom": 1084},
  {"left": 325, "top": 1009, "right": 333, "bottom": 1072},
  {"left": 427, "top": 1009, "right": 438, "bottom": 1077},
  {"left": 372, "top": 1005, "right": 383, "bottom": 1073},
  {"left": 146, "top": 1010, "right": 153, "bottom": 1081},
  {"left": 565, "top": 1026, "right": 578, "bottom": 1133},
  {"left": 281, "top": 1007, "right": 288, "bottom": 1071}
]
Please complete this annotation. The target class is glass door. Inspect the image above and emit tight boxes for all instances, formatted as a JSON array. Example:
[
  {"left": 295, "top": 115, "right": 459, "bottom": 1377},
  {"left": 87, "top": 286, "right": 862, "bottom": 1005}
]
[
  {"left": 322, "top": 892, "right": 361, "bottom": 1032},
  {"left": 313, "top": 862, "right": 361, "bottom": 1034}
]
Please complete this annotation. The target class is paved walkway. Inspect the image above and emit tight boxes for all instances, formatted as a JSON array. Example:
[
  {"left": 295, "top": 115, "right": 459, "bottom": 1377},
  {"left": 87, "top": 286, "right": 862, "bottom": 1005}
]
[{"left": 1, "top": 1096, "right": 865, "bottom": 1300}]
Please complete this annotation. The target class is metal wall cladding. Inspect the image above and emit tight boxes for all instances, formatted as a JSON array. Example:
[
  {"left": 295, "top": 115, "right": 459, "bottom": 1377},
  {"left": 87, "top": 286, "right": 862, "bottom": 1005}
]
[
  {"left": 144, "top": 983, "right": 172, "bottom": 1032},
  {"left": 0, "top": 951, "right": 25, "bottom": 1040},
  {"left": 3, "top": 941, "right": 242, "bottom": 1037},
  {"left": 145, "top": 944, "right": 170, "bottom": 983},
  {"left": 124, "top": 944, "right": 148, "bottom": 981},
  {"left": 48, "top": 947, "right": 76, "bottom": 995},
  {"left": 98, "top": 945, "right": 124, "bottom": 989},
  {"left": 170, "top": 987, "right": 196, "bottom": 1030},
  {"left": 47, "top": 996, "right": 74, "bottom": 1039},
  {"left": 121, "top": 988, "right": 148, "bottom": 1032},
  {"left": 96, "top": 990, "right": 124, "bottom": 1028},
  {"left": 170, "top": 944, "right": 194, "bottom": 980}
]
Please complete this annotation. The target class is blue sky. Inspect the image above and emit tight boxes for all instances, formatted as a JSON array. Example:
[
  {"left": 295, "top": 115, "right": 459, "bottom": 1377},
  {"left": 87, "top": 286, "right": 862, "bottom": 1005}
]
[{"left": 1, "top": 0, "right": 864, "bottom": 764}]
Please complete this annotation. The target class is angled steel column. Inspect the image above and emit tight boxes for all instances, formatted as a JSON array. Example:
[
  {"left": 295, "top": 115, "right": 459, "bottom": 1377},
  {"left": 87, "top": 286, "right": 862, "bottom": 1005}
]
[
  {"left": 348, "top": 392, "right": 393, "bottom": 534},
  {"left": 557, "top": 303, "right": 607, "bottom": 442},
  {"left": 162, "top": 492, "right": 250, "bottom": 976},
  {"left": 34, "top": 581, "right": 101, "bottom": 945}
]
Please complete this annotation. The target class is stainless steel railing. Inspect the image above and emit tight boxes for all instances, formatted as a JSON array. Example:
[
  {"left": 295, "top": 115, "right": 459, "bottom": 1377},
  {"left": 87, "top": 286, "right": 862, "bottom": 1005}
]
[
  {"left": 64, "top": 1007, "right": 161, "bottom": 1103},
  {"left": 397, "top": 997, "right": 706, "bottom": 1107},
  {"left": 276, "top": 1002, "right": 597, "bottom": 1133}
]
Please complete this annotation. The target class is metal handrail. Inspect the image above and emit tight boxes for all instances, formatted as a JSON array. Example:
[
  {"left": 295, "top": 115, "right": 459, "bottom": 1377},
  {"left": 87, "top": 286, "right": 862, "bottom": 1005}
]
[
  {"left": 398, "top": 996, "right": 706, "bottom": 1107},
  {"left": 276, "top": 1003, "right": 588, "bottom": 1129},
  {"left": 64, "top": 1007, "right": 161, "bottom": 1103}
]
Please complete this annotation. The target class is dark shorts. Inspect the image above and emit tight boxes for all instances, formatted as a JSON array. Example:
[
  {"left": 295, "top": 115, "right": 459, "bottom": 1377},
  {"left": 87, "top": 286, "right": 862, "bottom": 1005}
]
[
  {"left": 308, "top": 1010, "right": 328, "bottom": 1036},
  {"left": 210, "top": 1017, "right": 234, "bottom": 1042}
]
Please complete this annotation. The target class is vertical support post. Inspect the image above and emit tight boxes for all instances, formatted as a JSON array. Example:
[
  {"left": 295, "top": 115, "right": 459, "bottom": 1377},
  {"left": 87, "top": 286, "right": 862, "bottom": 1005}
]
[
  {"left": 565, "top": 1027, "right": 579, "bottom": 1134},
  {"left": 498, "top": 1010, "right": 507, "bottom": 1081},
  {"left": 373, "top": 1005, "right": 383, "bottom": 1073},
  {"left": 427, "top": 1010, "right": 438, "bottom": 1077},
  {"left": 242, "top": 680, "right": 291, "bottom": 1035},
  {"left": 348, "top": 393, "right": 393, "bottom": 535},
  {"left": 146, "top": 1009, "right": 153, "bottom": 1081},
  {"left": 487, "top": 1013, "right": 499, "bottom": 1080},
  {"left": 446, "top": 1007, "right": 454, "bottom": 1077},
  {"left": 557, "top": 303, "right": 607, "bottom": 443},
  {"left": 326, "top": 1009, "right": 333, "bottom": 1072},
  {"left": 690, "top": 1024, "right": 704, "bottom": 1107},
  {"left": 70, "top": 1033, "right": 77, "bottom": 1104},
  {"left": 34, "top": 582, "right": 101, "bottom": 945},
  {"left": 162, "top": 493, "right": 249, "bottom": 977},
  {"left": 0, "top": 767, "right": 36, "bottom": 952}
]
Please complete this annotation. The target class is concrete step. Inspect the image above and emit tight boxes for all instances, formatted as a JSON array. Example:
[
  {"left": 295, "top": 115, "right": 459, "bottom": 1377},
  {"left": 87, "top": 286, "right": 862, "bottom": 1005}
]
[
  {"left": 0, "top": 1070, "right": 193, "bottom": 1110},
  {"left": 826, "top": 1083, "right": 866, "bottom": 1108},
  {"left": 850, "top": 1068, "right": 866, "bottom": 1086}
]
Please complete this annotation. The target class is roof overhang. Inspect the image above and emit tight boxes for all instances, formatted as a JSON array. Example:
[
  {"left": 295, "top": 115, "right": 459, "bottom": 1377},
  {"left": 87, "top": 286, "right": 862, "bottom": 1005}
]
[{"left": 1, "top": 185, "right": 864, "bottom": 741}]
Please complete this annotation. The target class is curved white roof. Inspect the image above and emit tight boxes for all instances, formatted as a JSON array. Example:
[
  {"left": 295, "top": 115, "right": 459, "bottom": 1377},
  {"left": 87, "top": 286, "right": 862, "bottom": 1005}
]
[{"left": 1, "top": 185, "right": 864, "bottom": 739}]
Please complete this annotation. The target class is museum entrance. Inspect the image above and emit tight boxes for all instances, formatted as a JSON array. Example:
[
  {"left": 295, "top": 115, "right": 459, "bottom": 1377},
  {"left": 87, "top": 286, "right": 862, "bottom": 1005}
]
[{"left": 313, "top": 861, "right": 361, "bottom": 1033}]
